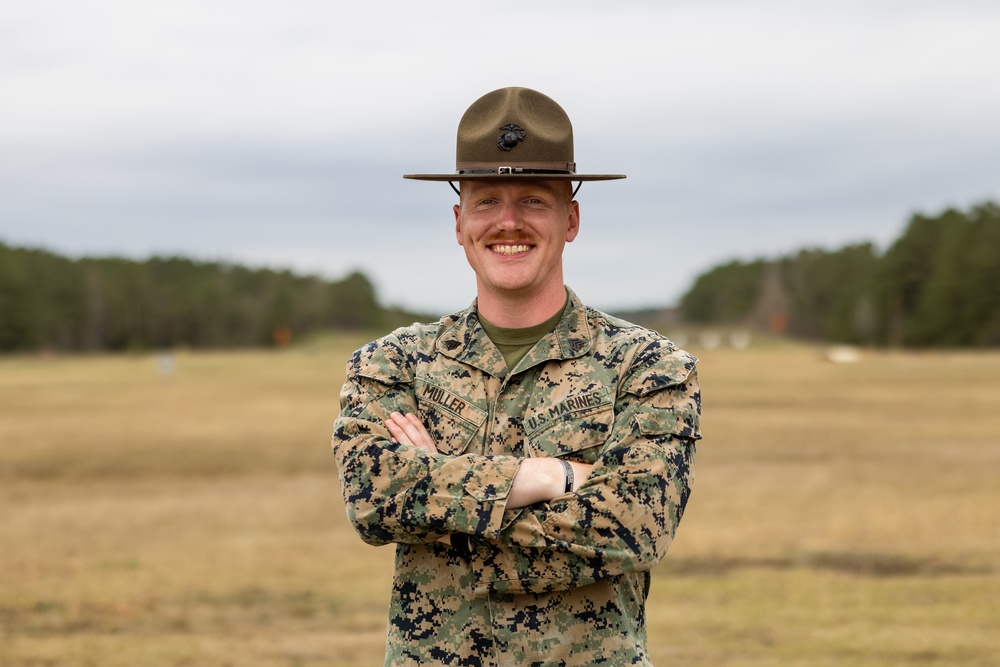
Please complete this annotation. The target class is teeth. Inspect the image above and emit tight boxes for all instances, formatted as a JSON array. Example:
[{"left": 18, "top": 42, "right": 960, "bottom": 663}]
[{"left": 493, "top": 244, "right": 528, "bottom": 255}]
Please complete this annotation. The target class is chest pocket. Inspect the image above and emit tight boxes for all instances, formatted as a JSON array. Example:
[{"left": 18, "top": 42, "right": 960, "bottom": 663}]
[
  {"left": 414, "top": 378, "right": 487, "bottom": 455},
  {"left": 522, "top": 387, "right": 614, "bottom": 463}
]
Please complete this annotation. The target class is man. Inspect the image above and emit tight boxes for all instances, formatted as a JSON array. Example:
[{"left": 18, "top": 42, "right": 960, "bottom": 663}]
[{"left": 332, "top": 87, "right": 701, "bottom": 666}]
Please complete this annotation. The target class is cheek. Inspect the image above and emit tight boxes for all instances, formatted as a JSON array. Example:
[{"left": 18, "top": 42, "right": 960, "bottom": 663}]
[
  {"left": 461, "top": 242, "right": 482, "bottom": 273},
  {"left": 456, "top": 223, "right": 478, "bottom": 248}
]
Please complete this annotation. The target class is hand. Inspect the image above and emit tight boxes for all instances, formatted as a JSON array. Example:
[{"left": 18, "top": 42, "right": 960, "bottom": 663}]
[{"left": 385, "top": 412, "right": 438, "bottom": 454}]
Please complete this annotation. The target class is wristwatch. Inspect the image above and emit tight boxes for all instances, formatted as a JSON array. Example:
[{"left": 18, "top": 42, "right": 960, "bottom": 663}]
[{"left": 560, "top": 459, "right": 574, "bottom": 494}]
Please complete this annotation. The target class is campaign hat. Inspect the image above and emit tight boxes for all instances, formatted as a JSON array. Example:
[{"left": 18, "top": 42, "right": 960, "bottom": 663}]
[{"left": 404, "top": 87, "right": 626, "bottom": 182}]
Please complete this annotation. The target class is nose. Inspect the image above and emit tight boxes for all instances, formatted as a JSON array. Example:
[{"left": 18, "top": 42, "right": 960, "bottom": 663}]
[{"left": 496, "top": 201, "right": 522, "bottom": 229}]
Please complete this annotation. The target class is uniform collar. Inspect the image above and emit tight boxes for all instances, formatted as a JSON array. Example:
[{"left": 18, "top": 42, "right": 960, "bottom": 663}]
[{"left": 436, "top": 287, "right": 594, "bottom": 377}]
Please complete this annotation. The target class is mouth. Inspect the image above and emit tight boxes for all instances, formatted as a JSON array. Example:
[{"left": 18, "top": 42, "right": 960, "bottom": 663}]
[{"left": 489, "top": 243, "right": 532, "bottom": 256}]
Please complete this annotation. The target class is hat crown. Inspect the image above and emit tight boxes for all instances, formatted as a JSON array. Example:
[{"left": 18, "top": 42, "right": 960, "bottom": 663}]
[
  {"left": 456, "top": 87, "right": 574, "bottom": 167},
  {"left": 402, "top": 86, "right": 624, "bottom": 182}
]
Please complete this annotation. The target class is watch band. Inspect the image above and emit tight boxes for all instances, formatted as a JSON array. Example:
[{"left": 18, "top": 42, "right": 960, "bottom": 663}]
[{"left": 560, "top": 459, "right": 574, "bottom": 494}]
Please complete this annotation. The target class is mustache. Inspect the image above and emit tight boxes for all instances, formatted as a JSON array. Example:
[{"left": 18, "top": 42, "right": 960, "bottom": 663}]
[{"left": 484, "top": 234, "right": 535, "bottom": 245}]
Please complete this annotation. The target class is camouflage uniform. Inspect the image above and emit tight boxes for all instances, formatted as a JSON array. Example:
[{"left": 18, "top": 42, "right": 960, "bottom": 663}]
[{"left": 332, "top": 289, "right": 701, "bottom": 666}]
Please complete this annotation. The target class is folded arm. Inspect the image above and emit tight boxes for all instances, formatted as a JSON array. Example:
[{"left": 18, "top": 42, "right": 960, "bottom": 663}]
[
  {"left": 384, "top": 411, "right": 593, "bottom": 510},
  {"left": 332, "top": 335, "right": 701, "bottom": 596},
  {"left": 332, "top": 337, "right": 527, "bottom": 546},
  {"left": 459, "top": 341, "right": 702, "bottom": 597}
]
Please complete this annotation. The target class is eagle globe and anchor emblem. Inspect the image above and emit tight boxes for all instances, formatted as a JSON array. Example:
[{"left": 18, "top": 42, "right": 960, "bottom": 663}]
[{"left": 497, "top": 123, "right": 525, "bottom": 151}]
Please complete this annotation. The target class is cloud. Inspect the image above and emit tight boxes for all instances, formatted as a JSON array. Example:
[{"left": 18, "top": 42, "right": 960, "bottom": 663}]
[{"left": 2, "top": 1, "right": 999, "bottom": 313}]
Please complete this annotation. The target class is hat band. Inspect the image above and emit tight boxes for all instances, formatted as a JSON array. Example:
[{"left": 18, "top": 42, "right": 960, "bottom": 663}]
[{"left": 455, "top": 161, "right": 576, "bottom": 176}]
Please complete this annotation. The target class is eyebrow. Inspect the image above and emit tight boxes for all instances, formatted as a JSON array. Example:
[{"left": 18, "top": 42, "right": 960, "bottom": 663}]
[{"left": 467, "top": 183, "right": 563, "bottom": 198}]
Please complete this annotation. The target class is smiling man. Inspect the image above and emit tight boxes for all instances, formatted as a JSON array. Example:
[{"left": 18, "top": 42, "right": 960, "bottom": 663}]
[
  {"left": 454, "top": 179, "right": 578, "bottom": 327},
  {"left": 332, "top": 87, "right": 702, "bottom": 666}
]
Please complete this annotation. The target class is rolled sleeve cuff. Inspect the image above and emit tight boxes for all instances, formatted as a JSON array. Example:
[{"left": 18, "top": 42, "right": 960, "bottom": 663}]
[{"left": 438, "top": 454, "right": 522, "bottom": 539}]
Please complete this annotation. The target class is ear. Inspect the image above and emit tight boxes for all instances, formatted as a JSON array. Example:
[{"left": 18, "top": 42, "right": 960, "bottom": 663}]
[
  {"left": 453, "top": 203, "right": 464, "bottom": 246},
  {"left": 565, "top": 200, "right": 580, "bottom": 243}
]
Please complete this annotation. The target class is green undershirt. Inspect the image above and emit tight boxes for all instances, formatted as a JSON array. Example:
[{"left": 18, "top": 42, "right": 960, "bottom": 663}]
[{"left": 478, "top": 298, "right": 568, "bottom": 373}]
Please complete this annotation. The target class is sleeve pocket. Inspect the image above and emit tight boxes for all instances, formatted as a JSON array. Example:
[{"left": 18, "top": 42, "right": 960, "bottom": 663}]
[{"left": 633, "top": 404, "right": 700, "bottom": 440}]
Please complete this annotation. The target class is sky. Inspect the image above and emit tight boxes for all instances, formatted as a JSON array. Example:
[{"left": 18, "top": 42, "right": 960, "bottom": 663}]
[{"left": 2, "top": 1, "right": 999, "bottom": 315}]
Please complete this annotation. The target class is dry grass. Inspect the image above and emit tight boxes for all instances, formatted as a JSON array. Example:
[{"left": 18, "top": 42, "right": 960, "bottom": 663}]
[{"left": 1, "top": 339, "right": 997, "bottom": 665}]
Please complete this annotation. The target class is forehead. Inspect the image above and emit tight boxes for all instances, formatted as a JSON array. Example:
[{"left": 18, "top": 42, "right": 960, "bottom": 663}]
[{"left": 459, "top": 179, "right": 570, "bottom": 199}]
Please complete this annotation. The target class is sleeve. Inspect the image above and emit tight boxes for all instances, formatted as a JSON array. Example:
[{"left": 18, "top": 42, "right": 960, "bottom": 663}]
[
  {"left": 331, "top": 335, "right": 522, "bottom": 547},
  {"left": 461, "top": 341, "right": 701, "bottom": 598}
]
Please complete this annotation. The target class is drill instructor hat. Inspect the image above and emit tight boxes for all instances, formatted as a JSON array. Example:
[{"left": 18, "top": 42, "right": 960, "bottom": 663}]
[{"left": 404, "top": 87, "right": 626, "bottom": 183}]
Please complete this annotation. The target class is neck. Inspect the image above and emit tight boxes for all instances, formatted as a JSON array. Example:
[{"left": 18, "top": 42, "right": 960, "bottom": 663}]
[{"left": 475, "top": 281, "right": 567, "bottom": 328}]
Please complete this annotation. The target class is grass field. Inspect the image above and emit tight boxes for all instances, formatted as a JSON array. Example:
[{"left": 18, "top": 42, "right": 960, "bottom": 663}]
[{"left": 1, "top": 337, "right": 998, "bottom": 666}]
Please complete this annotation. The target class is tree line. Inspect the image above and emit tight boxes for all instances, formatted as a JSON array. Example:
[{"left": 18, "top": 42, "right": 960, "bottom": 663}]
[
  {"left": 4, "top": 201, "right": 997, "bottom": 352},
  {"left": 679, "top": 201, "right": 1000, "bottom": 347},
  {"left": 0, "top": 245, "right": 424, "bottom": 352}
]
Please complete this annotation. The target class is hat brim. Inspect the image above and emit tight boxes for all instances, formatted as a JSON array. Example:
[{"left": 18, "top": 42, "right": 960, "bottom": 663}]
[{"left": 403, "top": 173, "right": 626, "bottom": 182}]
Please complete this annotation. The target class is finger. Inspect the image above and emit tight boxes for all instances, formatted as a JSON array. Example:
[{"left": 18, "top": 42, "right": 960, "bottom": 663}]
[
  {"left": 402, "top": 413, "right": 437, "bottom": 452},
  {"left": 388, "top": 412, "right": 437, "bottom": 453},
  {"left": 403, "top": 413, "right": 431, "bottom": 442},
  {"left": 385, "top": 412, "right": 430, "bottom": 451},
  {"left": 397, "top": 417, "right": 431, "bottom": 451},
  {"left": 384, "top": 416, "right": 410, "bottom": 445}
]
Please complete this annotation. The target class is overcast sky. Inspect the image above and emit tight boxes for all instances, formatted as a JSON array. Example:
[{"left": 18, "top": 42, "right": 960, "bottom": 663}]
[{"left": 2, "top": 1, "right": 998, "bottom": 314}]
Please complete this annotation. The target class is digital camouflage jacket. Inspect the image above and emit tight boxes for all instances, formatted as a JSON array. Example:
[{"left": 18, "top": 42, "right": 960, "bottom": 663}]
[{"left": 332, "top": 289, "right": 701, "bottom": 666}]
